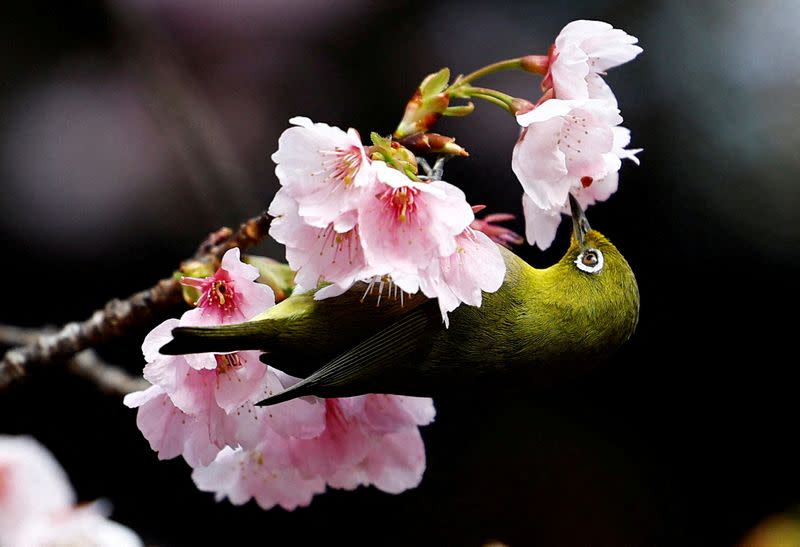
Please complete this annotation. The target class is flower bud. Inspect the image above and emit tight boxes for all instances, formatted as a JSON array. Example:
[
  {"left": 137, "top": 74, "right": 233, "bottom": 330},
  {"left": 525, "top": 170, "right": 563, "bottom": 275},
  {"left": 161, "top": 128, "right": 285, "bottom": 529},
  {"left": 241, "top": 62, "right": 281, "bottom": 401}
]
[
  {"left": 369, "top": 133, "right": 419, "bottom": 177},
  {"left": 397, "top": 132, "right": 469, "bottom": 157},
  {"left": 520, "top": 54, "right": 550, "bottom": 76},
  {"left": 394, "top": 68, "right": 451, "bottom": 139},
  {"left": 243, "top": 255, "right": 296, "bottom": 302},
  {"left": 178, "top": 259, "right": 215, "bottom": 306}
]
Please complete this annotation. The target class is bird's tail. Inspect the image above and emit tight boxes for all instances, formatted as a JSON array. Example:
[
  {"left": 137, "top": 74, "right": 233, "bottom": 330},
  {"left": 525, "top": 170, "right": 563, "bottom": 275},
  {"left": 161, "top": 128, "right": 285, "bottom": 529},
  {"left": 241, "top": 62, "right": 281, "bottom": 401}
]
[{"left": 159, "top": 320, "right": 278, "bottom": 356}]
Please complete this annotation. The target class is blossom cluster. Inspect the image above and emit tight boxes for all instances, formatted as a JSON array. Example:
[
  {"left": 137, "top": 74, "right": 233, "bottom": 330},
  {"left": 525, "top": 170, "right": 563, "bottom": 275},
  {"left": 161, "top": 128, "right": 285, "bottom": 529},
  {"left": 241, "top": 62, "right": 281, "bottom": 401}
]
[
  {"left": 122, "top": 18, "right": 644, "bottom": 513},
  {"left": 0, "top": 436, "right": 142, "bottom": 546},
  {"left": 514, "top": 20, "right": 643, "bottom": 249},
  {"left": 269, "top": 117, "right": 505, "bottom": 325},
  {"left": 125, "top": 248, "right": 435, "bottom": 510}
]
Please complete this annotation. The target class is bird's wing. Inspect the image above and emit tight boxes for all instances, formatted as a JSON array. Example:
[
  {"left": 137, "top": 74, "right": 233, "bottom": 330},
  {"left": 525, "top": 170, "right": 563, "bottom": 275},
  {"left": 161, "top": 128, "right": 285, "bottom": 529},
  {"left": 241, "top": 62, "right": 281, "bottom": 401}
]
[
  {"left": 257, "top": 301, "right": 441, "bottom": 405},
  {"left": 254, "top": 281, "right": 431, "bottom": 377}
]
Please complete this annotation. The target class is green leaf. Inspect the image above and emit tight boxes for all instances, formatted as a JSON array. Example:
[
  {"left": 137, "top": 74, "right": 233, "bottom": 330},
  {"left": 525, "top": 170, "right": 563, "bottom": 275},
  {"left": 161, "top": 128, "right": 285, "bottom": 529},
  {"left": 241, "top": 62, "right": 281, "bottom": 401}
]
[{"left": 419, "top": 68, "right": 450, "bottom": 97}]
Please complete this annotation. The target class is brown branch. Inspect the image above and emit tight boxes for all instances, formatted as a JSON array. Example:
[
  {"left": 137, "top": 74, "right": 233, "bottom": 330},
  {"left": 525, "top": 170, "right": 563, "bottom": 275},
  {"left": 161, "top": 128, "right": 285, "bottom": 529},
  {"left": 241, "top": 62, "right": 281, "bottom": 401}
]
[
  {"left": 0, "top": 212, "right": 271, "bottom": 392},
  {"left": 68, "top": 350, "right": 150, "bottom": 396},
  {"left": 0, "top": 325, "right": 49, "bottom": 346},
  {"left": 0, "top": 327, "right": 149, "bottom": 395}
]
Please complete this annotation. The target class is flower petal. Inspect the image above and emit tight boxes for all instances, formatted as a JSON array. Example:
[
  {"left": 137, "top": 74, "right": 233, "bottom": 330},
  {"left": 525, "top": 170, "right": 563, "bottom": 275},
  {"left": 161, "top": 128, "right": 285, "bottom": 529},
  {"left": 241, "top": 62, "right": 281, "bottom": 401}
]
[{"left": 522, "top": 193, "right": 563, "bottom": 250}]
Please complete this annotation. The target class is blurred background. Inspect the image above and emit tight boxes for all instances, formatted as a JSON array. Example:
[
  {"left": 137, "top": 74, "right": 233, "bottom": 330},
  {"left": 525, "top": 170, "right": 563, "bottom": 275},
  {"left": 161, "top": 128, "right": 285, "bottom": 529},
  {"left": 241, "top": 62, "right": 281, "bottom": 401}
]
[{"left": 1, "top": 0, "right": 799, "bottom": 545}]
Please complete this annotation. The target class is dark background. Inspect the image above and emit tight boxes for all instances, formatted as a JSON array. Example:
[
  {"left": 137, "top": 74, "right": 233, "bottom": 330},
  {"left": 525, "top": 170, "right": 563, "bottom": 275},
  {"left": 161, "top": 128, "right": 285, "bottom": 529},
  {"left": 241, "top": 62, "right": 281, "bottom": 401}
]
[{"left": 2, "top": 1, "right": 798, "bottom": 545}]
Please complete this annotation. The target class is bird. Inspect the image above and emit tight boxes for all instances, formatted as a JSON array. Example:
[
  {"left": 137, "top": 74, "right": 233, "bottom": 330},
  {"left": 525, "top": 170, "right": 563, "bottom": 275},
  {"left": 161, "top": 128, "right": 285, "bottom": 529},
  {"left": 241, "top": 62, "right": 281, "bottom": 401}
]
[{"left": 160, "top": 195, "right": 640, "bottom": 405}]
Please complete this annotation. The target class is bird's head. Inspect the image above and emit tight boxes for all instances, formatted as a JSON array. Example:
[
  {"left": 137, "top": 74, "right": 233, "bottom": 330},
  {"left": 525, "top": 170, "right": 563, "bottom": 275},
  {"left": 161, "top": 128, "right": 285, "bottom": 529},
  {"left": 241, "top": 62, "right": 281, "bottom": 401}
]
[
  {"left": 550, "top": 195, "right": 640, "bottom": 354},
  {"left": 563, "top": 194, "right": 629, "bottom": 278}
]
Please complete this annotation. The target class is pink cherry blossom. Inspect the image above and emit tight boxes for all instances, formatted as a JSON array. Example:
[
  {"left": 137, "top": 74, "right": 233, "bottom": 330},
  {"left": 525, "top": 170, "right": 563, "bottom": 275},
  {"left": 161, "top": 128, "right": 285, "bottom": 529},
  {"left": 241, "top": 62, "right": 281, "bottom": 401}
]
[
  {"left": 289, "top": 395, "right": 434, "bottom": 493},
  {"left": 272, "top": 116, "right": 372, "bottom": 231},
  {"left": 512, "top": 98, "right": 640, "bottom": 249},
  {"left": 13, "top": 505, "right": 143, "bottom": 547},
  {"left": 513, "top": 98, "right": 622, "bottom": 208},
  {"left": 269, "top": 188, "right": 370, "bottom": 298},
  {"left": 0, "top": 436, "right": 75, "bottom": 542},
  {"left": 521, "top": 125, "right": 641, "bottom": 250},
  {"left": 328, "top": 428, "right": 427, "bottom": 494},
  {"left": 181, "top": 247, "right": 275, "bottom": 327},
  {"left": 321, "top": 396, "right": 433, "bottom": 493},
  {"left": 350, "top": 393, "right": 436, "bottom": 434},
  {"left": 546, "top": 20, "right": 642, "bottom": 103},
  {"left": 124, "top": 386, "right": 225, "bottom": 467},
  {"left": 358, "top": 162, "right": 474, "bottom": 293},
  {"left": 419, "top": 228, "right": 506, "bottom": 325},
  {"left": 190, "top": 395, "right": 434, "bottom": 509},
  {"left": 0, "top": 436, "right": 141, "bottom": 547},
  {"left": 127, "top": 356, "right": 326, "bottom": 467},
  {"left": 127, "top": 263, "right": 327, "bottom": 469},
  {"left": 143, "top": 347, "right": 267, "bottom": 416},
  {"left": 192, "top": 434, "right": 326, "bottom": 511}
]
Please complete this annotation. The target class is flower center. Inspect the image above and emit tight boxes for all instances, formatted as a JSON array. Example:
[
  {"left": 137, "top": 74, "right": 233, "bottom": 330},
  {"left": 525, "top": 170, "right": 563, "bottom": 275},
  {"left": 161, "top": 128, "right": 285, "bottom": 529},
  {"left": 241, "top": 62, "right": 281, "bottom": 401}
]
[
  {"left": 203, "top": 279, "right": 236, "bottom": 313},
  {"left": 559, "top": 114, "right": 588, "bottom": 153},
  {"left": 323, "top": 146, "right": 363, "bottom": 188},
  {"left": 187, "top": 275, "right": 239, "bottom": 319},
  {"left": 318, "top": 224, "right": 361, "bottom": 266},
  {"left": 214, "top": 353, "right": 243, "bottom": 373},
  {"left": 381, "top": 186, "right": 419, "bottom": 223}
]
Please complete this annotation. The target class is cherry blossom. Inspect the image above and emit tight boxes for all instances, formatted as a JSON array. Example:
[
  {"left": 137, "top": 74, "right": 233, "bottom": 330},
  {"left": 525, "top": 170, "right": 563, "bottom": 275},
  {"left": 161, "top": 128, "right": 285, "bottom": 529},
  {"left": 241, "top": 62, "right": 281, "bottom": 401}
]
[
  {"left": 358, "top": 161, "right": 474, "bottom": 294},
  {"left": 126, "top": 250, "right": 326, "bottom": 468},
  {"left": 272, "top": 116, "right": 372, "bottom": 231},
  {"left": 192, "top": 435, "right": 326, "bottom": 511},
  {"left": 126, "top": 350, "right": 326, "bottom": 468},
  {"left": 180, "top": 247, "right": 274, "bottom": 328},
  {"left": 269, "top": 188, "right": 370, "bottom": 299},
  {"left": 271, "top": 151, "right": 495, "bottom": 308},
  {"left": 514, "top": 98, "right": 622, "bottom": 208},
  {"left": 0, "top": 436, "right": 75, "bottom": 540},
  {"left": 513, "top": 99, "right": 640, "bottom": 249},
  {"left": 545, "top": 20, "right": 642, "bottom": 103},
  {"left": 289, "top": 395, "right": 434, "bottom": 493},
  {"left": 13, "top": 505, "right": 143, "bottom": 547},
  {"left": 190, "top": 394, "right": 435, "bottom": 508},
  {"left": 0, "top": 436, "right": 141, "bottom": 547},
  {"left": 142, "top": 323, "right": 267, "bottom": 416},
  {"left": 521, "top": 125, "right": 641, "bottom": 249},
  {"left": 268, "top": 116, "right": 509, "bottom": 316},
  {"left": 124, "top": 385, "right": 227, "bottom": 467},
  {"left": 419, "top": 228, "right": 506, "bottom": 325}
]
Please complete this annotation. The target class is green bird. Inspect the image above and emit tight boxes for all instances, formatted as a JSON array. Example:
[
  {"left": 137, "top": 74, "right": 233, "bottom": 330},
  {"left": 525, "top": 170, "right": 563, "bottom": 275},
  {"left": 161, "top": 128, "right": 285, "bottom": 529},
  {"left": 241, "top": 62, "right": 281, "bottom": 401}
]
[{"left": 160, "top": 196, "right": 639, "bottom": 405}]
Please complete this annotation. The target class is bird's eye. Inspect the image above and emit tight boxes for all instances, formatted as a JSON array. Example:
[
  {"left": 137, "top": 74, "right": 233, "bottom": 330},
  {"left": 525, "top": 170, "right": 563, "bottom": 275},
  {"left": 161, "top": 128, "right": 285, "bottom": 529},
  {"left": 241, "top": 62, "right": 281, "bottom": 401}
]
[{"left": 575, "top": 248, "right": 604, "bottom": 274}]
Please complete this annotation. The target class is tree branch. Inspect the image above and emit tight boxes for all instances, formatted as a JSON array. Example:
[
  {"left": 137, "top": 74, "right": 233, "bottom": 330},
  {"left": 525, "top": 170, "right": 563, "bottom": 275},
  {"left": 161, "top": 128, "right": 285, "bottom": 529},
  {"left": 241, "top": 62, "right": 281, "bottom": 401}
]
[
  {"left": 68, "top": 350, "right": 150, "bottom": 396},
  {"left": 0, "top": 211, "right": 271, "bottom": 392},
  {"left": 0, "top": 327, "right": 149, "bottom": 395}
]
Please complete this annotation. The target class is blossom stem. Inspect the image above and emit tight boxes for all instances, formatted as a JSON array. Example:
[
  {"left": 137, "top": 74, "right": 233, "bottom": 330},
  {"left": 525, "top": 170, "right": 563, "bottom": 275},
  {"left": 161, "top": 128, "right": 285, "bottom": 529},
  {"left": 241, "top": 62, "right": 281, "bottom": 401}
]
[
  {"left": 471, "top": 93, "right": 513, "bottom": 112},
  {"left": 448, "top": 57, "right": 524, "bottom": 90},
  {"left": 455, "top": 86, "right": 517, "bottom": 114}
]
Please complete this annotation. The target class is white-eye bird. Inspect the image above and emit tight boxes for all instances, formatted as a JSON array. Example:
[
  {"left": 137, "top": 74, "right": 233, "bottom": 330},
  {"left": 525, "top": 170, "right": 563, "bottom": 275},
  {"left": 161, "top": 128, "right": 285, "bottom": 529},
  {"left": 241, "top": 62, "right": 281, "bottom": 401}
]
[{"left": 160, "top": 196, "right": 639, "bottom": 405}]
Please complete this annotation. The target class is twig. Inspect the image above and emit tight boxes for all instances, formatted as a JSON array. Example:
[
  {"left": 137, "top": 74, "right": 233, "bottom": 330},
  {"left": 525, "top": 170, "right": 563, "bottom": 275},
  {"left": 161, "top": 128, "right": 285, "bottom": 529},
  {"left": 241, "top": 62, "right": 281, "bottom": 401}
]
[
  {"left": 0, "top": 325, "right": 49, "bottom": 346},
  {"left": 0, "top": 212, "right": 271, "bottom": 392},
  {"left": 0, "top": 325, "right": 147, "bottom": 396},
  {"left": 68, "top": 350, "right": 150, "bottom": 396}
]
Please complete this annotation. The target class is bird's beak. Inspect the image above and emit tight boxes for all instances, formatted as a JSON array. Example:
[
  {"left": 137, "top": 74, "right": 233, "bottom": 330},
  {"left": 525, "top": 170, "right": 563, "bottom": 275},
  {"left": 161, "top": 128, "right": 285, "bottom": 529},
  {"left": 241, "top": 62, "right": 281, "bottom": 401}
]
[{"left": 569, "top": 194, "right": 591, "bottom": 246}]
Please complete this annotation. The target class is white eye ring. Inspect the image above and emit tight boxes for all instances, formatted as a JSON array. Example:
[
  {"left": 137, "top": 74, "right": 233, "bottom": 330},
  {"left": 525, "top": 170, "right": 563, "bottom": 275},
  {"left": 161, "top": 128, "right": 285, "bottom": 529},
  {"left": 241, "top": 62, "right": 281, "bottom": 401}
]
[{"left": 575, "top": 248, "right": 604, "bottom": 274}]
